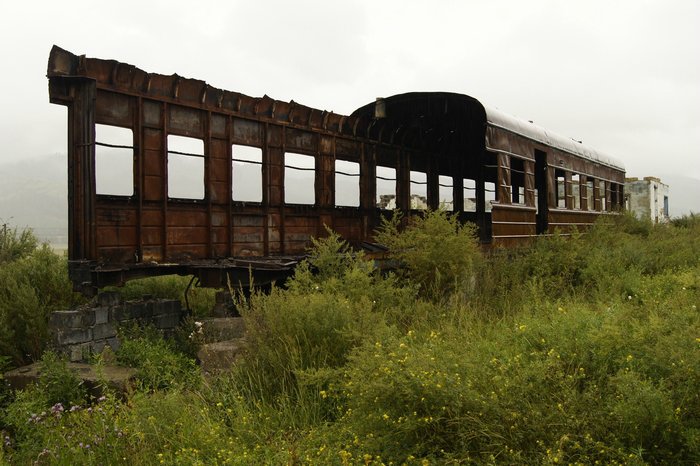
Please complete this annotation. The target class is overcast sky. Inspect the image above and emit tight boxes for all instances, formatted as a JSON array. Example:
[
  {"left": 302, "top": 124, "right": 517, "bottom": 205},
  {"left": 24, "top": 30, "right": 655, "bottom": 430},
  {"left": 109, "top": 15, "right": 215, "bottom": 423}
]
[{"left": 1, "top": 0, "right": 698, "bottom": 181}]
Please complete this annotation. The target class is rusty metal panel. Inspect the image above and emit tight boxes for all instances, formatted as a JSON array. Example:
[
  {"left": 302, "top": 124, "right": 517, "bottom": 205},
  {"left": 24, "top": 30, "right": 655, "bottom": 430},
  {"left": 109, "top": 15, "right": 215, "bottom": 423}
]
[{"left": 47, "top": 47, "right": 626, "bottom": 292}]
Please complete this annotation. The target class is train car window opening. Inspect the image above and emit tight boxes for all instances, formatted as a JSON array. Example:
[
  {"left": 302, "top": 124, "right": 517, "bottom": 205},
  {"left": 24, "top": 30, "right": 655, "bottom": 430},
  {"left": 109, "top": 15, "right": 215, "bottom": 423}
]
[
  {"left": 599, "top": 180, "right": 607, "bottom": 211},
  {"left": 232, "top": 145, "right": 263, "bottom": 202},
  {"left": 463, "top": 178, "right": 476, "bottom": 212},
  {"left": 555, "top": 170, "right": 566, "bottom": 208},
  {"left": 335, "top": 159, "right": 360, "bottom": 207},
  {"left": 167, "top": 135, "right": 205, "bottom": 200},
  {"left": 95, "top": 124, "right": 134, "bottom": 196},
  {"left": 586, "top": 178, "right": 595, "bottom": 211},
  {"left": 439, "top": 175, "right": 454, "bottom": 211},
  {"left": 376, "top": 166, "right": 396, "bottom": 209},
  {"left": 610, "top": 183, "right": 620, "bottom": 211},
  {"left": 410, "top": 171, "right": 428, "bottom": 210},
  {"left": 510, "top": 158, "right": 525, "bottom": 204},
  {"left": 485, "top": 181, "right": 496, "bottom": 212},
  {"left": 285, "top": 152, "right": 315, "bottom": 205},
  {"left": 571, "top": 173, "right": 581, "bottom": 210}
]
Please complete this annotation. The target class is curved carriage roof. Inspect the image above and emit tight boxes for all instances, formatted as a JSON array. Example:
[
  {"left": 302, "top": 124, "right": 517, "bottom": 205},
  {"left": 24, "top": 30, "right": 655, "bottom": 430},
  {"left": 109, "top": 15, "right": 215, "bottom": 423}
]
[
  {"left": 353, "top": 92, "right": 624, "bottom": 171},
  {"left": 483, "top": 104, "right": 624, "bottom": 170}
]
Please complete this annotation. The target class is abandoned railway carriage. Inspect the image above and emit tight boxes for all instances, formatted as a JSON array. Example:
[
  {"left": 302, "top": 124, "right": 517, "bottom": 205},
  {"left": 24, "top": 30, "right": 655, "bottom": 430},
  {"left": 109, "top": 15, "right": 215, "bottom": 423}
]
[{"left": 47, "top": 46, "right": 626, "bottom": 294}]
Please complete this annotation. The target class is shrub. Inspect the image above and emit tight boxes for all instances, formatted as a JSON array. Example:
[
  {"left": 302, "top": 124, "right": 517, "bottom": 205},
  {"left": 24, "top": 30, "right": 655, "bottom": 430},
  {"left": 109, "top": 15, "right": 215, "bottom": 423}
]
[
  {"left": 374, "top": 210, "right": 481, "bottom": 300},
  {"left": 0, "top": 223, "right": 37, "bottom": 264},
  {"left": 0, "top": 244, "right": 82, "bottom": 365},
  {"left": 116, "top": 325, "right": 201, "bottom": 391}
]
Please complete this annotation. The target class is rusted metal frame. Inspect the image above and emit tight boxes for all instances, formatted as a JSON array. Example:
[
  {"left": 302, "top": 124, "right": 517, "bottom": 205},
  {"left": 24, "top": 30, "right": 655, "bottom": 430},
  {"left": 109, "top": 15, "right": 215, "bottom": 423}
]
[
  {"left": 69, "top": 79, "right": 97, "bottom": 263},
  {"left": 452, "top": 155, "right": 464, "bottom": 213},
  {"left": 426, "top": 154, "right": 439, "bottom": 210},
  {"left": 204, "top": 110, "right": 213, "bottom": 259},
  {"left": 564, "top": 171, "right": 573, "bottom": 210},
  {"left": 262, "top": 121, "right": 270, "bottom": 256},
  {"left": 580, "top": 175, "right": 589, "bottom": 211},
  {"left": 87, "top": 81, "right": 406, "bottom": 166},
  {"left": 496, "top": 152, "right": 511, "bottom": 206},
  {"left": 396, "top": 147, "right": 410, "bottom": 213},
  {"left": 226, "top": 115, "right": 233, "bottom": 257},
  {"left": 524, "top": 159, "right": 536, "bottom": 208},
  {"left": 359, "top": 141, "right": 374, "bottom": 237},
  {"left": 161, "top": 102, "right": 169, "bottom": 260},
  {"left": 280, "top": 125, "right": 287, "bottom": 255},
  {"left": 475, "top": 151, "right": 487, "bottom": 241},
  {"left": 135, "top": 96, "right": 144, "bottom": 262}
]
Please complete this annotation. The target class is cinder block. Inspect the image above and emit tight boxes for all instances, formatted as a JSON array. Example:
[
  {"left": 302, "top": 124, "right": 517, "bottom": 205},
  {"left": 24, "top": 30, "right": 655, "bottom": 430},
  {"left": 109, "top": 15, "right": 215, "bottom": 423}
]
[
  {"left": 154, "top": 313, "right": 180, "bottom": 329},
  {"left": 91, "top": 339, "right": 107, "bottom": 354},
  {"left": 56, "top": 328, "right": 93, "bottom": 345},
  {"left": 94, "top": 307, "right": 110, "bottom": 325},
  {"left": 93, "top": 322, "right": 117, "bottom": 340},
  {"left": 69, "top": 343, "right": 92, "bottom": 362},
  {"left": 81, "top": 309, "right": 96, "bottom": 327},
  {"left": 97, "top": 291, "right": 122, "bottom": 307},
  {"left": 49, "top": 310, "right": 83, "bottom": 329},
  {"left": 127, "top": 302, "right": 148, "bottom": 320},
  {"left": 111, "top": 305, "right": 132, "bottom": 322},
  {"left": 106, "top": 337, "right": 121, "bottom": 352}
]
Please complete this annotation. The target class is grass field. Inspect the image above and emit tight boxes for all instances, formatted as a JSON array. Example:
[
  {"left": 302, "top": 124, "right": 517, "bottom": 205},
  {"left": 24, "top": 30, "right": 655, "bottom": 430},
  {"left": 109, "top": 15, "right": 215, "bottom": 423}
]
[{"left": 1, "top": 213, "right": 699, "bottom": 465}]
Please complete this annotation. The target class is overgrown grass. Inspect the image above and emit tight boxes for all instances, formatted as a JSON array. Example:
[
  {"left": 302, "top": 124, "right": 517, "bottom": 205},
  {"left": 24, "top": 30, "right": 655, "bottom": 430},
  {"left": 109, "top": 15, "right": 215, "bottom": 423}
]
[{"left": 2, "top": 212, "right": 699, "bottom": 464}]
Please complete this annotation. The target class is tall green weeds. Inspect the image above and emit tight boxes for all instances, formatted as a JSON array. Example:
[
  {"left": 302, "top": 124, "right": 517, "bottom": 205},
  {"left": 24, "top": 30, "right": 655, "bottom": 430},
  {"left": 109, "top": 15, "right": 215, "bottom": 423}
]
[{"left": 2, "top": 213, "right": 699, "bottom": 464}]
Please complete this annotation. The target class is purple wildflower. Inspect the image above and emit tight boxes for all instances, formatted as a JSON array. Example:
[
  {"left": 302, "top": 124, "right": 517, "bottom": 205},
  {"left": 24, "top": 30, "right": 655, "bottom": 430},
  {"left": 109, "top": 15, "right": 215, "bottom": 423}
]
[{"left": 50, "top": 403, "right": 64, "bottom": 415}]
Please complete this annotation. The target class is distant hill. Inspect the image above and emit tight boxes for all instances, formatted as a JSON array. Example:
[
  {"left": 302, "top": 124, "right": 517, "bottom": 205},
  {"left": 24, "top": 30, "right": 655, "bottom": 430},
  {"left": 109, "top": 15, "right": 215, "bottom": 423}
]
[{"left": 0, "top": 154, "right": 68, "bottom": 246}]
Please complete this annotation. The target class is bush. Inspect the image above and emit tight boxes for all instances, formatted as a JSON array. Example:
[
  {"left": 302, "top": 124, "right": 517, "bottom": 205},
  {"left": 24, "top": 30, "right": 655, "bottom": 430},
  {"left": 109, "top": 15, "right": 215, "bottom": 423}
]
[
  {"left": 234, "top": 232, "right": 405, "bottom": 403},
  {"left": 375, "top": 210, "right": 481, "bottom": 300},
  {"left": 116, "top": 326, "right": 201, "bottom": 391},
  {"left": 0, "top": 244, "right": 82, "bottom": 365},
  {"left": 0, "top": 223, "right": 37, "bottom": 264}
]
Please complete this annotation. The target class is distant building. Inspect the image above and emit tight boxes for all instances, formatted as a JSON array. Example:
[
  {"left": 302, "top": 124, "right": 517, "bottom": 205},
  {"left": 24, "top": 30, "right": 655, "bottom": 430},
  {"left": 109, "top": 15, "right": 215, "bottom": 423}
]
[{"left": 625, "top": 177, "right": 670, "bottom": 223}]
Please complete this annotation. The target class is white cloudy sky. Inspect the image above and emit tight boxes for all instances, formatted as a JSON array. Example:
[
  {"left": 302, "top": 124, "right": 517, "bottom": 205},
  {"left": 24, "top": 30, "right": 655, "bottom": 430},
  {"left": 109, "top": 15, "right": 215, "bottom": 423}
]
[{"left": 1, "top": 0, "right": 698, "bottom": 181}]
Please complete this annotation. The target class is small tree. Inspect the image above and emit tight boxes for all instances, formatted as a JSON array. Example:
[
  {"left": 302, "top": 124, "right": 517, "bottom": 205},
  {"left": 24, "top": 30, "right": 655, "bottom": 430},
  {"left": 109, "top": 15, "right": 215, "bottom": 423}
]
[{"left": 374, "top": 210, "right": 482, "bottom": 300}]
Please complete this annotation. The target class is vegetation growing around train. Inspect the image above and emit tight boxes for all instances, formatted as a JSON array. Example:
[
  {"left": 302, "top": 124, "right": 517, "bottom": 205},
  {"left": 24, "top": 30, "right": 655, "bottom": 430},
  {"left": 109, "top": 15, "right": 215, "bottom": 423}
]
[{"left": 1, "top": 213, "right": 699, "bottom": 465}]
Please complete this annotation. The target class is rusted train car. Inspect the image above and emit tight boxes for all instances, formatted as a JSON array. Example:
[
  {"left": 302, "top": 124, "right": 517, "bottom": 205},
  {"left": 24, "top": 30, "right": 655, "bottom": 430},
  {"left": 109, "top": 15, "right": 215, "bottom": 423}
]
[{"left": 47, "top": 46, "right": 625, "bottom": 294}]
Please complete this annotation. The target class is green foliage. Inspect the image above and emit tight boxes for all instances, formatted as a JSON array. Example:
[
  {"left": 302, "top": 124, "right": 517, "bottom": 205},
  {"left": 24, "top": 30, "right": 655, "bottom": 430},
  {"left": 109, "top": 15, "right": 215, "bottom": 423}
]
[
  {"left": 0, "top": 222, "right": 38, "bottom": 264},
  {"left": 0, "top": 241, "right": 83, "bottom": 365},
  {"left": 36, "top": 351, "right": 88, "bottom": 407},
  {"left": 234, "top": 231, "right": 406, "bottom": 403},
  {"left": 111, "top": 275, "right": 217, "bottom": 318},
  {"left": 3, "top": 215, "right": 700, "bottom": 464},
  {"left": 116, "top": 325, "right": 201, "bottom": 391},
  {"left": 375, "top": 210, "right": 481, "bottom": 300}
]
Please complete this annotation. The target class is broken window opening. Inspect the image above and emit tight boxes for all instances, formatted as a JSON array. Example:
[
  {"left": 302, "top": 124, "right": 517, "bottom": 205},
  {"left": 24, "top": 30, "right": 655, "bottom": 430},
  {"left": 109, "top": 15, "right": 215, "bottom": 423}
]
[
  {"left": 586, "top": 178, "right": 595, "bottom": 211},
  {"left": 232, "top": 144, "right": 263, "bottom": 202},
  {"left": 335, "top": 159, "right": 360, "bottom": 207},
  {"left": 571, "top": 174, "right": 581, "bottom": 210},
  {"left": 438, "top": 175, "right": 454, "bottom": 211},
  {"left": 463, "top": 178, "right": 476, "bottom": 212},
  {"left": 599, "top": 180, "right": 607, "bottom": 211},
  {"left": 95, "top": 124, "right": 134, "bottom": 196},
  {"left": 376, "top": 166, "right": 396, "bottom": 209},
  {"left": 510, "top": 158, "right": 525, "bottom": 204},
  {"left": 409, "top": 170, "right": 428, "bottom": 210},
  {"left": 555, "top": 170, "right": 566, "bottom": 208},
  {"left": 285, "top": 152, "right": 315, "bottom": 205},
  {"left": 167, "top": 135, "right": 205, "bottom": 200}
]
